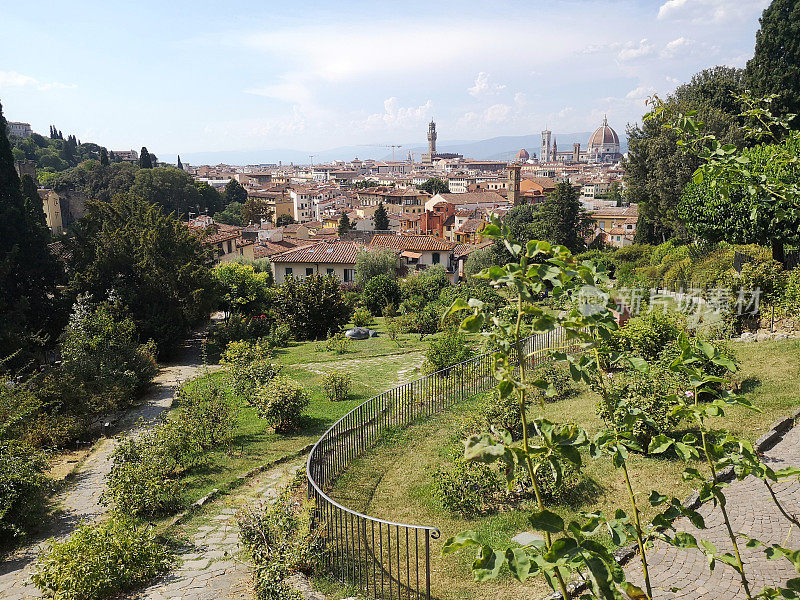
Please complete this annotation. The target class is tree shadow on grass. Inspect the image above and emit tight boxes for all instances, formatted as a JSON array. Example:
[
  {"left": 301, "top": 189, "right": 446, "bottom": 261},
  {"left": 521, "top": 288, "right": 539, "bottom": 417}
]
[{"left": 738, "top": 376, "right": 762, "bottom": 395}]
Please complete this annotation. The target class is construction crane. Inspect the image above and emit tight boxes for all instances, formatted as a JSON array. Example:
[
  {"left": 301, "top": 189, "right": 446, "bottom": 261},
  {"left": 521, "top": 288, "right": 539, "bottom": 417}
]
[
  {"left": 308, "top": 154, "right": 315, "bottom": 167},
  {"left": 359, "top": 144, "right": 403, "bottom": 161}
]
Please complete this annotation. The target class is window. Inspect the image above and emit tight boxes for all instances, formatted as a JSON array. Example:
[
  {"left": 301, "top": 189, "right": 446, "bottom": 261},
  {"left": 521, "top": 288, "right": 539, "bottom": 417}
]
[
  {"left": 306, "top": 267, "right": 314, "bottom": 277},
  {"left": 432, "top": 252, "right": 440, "bottom": 264},
  {"left": 285, "top": 267, "right": 293, "bottom": 277},
  {"left": 326, "top": 268, "right": 334, "bottom": 275},
  {"left": 344, "top": 269, "right": 354, "bottom": 283}
]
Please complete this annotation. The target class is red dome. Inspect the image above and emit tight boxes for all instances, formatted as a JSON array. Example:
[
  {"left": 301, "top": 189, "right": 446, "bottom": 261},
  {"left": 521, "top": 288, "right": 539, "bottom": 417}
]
[{"left": 515, "top": 148, "right": 530, "bottom": 161}]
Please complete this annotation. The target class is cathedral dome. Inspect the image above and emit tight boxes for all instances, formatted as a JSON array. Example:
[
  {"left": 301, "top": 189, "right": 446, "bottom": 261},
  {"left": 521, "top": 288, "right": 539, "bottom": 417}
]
[
  {"left": 515, "top": 148, "right": 530, "bottom": 161},
  {"left": 588, "top": 117, "right": 619, "bottom": 148}
]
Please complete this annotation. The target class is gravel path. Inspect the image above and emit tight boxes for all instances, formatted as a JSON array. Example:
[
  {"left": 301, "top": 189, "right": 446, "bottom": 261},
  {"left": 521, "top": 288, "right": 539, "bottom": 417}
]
[{"left": 0, "top": 330, "right": 213, "bottom": 600}]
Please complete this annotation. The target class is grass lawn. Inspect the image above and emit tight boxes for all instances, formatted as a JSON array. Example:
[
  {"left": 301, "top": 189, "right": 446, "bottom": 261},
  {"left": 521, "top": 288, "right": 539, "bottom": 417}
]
[
  {"left": 164, "top": 317, "right": 449, "bottom": 521},
  {"left": 326, "top": 338, "right": 800, "bottom": 600}
]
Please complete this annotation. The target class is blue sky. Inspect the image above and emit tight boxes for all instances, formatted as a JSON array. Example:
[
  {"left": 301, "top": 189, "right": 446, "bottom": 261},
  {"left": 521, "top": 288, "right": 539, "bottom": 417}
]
[{"left": 0, "top": 0, "right": 769, "bottom": 158}]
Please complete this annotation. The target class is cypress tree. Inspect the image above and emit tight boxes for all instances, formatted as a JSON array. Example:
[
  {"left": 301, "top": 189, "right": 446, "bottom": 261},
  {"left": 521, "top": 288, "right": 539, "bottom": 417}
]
[
  {"left": 100, "top": 147, "right": 110, "bottom": 166},
  {"left": 746, "top": 0, "right": 800, "bottom": 126},
  {"left": 0, "top": 102, "right": 62, "bottom": 366},
  {"left": 338, "top": 211, "right": 352, "bottom": 234},
  {"left": 373, "top": 202, "right": 389, "bottom": 231},
  {"left": 177, "top": 155, "right": 183, "bottom": 170},
  {"left": 138, "top": 146, "right": 153, "bottom": 169}
]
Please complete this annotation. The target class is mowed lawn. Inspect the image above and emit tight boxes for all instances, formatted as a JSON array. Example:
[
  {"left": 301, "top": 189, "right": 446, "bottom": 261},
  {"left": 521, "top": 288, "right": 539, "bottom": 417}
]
[
  {"left": 169, "top": 317, "right": 443, "bottom": 513},
  {"left": 327, "top": 338, "right": 800, "bottom": 600}
]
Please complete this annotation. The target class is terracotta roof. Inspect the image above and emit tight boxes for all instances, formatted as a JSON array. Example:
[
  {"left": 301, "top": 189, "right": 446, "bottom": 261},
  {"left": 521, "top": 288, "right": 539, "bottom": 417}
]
[
  {"left": 370, "top": 234, "right": 455, "bottom": 252},
  {"left": 455, "top": 218, "right": 485, "bottom": 234},
  {"left": 270, "top": 241, "right": 364, "bottom": 264},
  {"left": 453, "top": 239, "right": 493, "bottom": 258},
  {"left": 591, "top": 205, "right": 638, "bottom": 218},
  {"left": 435, "top": 192, "right": 506, "bottom": 205},
  {"left": 253, "top": 240, "right": 302, "bottom": 258},
  {"left": 200, "top": 230, "right": 241, "bottom": 245}
]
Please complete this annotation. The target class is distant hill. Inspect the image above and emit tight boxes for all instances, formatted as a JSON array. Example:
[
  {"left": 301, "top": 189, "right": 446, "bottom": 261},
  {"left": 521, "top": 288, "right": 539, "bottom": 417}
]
[{"left": 161, "top": 130, "right": 627, "bottom": 167}]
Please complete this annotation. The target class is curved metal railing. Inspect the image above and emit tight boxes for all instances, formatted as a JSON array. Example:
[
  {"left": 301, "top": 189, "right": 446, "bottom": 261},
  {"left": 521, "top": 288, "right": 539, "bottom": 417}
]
[{"left": 307, "top": 327, "right": 569, "bottom": 600}]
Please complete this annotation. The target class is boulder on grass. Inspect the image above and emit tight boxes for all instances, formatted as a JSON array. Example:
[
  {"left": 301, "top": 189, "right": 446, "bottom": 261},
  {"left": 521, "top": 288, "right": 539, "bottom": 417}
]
[{"left": 345, "top": 327, "right": 370, "bottom": 340}]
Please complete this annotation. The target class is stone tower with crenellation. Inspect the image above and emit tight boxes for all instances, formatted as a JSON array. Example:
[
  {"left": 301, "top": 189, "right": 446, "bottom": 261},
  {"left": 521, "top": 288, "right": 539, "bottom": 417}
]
[{"left": 427, "top": 120, "right": 437, "bottom": 154}]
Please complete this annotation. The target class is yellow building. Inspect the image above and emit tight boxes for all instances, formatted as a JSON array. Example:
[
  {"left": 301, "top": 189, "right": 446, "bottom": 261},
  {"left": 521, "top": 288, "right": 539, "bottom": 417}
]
[{"left": 37, "top": 189, "right": 63, "bottom": 236}]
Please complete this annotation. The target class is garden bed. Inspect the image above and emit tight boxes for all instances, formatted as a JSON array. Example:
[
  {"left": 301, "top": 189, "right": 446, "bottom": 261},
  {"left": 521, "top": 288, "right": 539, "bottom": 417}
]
[{"left": 325, "top": 338, "right": 800, "bottom": 600}]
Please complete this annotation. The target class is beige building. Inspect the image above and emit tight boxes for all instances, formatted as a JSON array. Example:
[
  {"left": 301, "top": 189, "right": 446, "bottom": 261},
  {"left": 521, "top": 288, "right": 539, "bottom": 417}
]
[
  {"left": 270, "top": 241, "right": 364, "bottom": 285},
  {"left": 38, "top": 189, "right": 63, "bottom": 235},
  {"left": 369, "top": 234, "right": 455, "bottom": 271}
]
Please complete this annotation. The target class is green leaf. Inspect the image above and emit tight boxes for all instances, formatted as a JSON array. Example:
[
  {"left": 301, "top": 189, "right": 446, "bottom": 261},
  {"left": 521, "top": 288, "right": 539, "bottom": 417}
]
[
  {"left": 442, "top": 530, "right": 482, "bottom": 554},
  {"left": 627, "top": 356, "right": 650, "bottom": 374},
  {"left": 445, "top": 297, "right": 470, "bottom": 317},
  {"left": 648, "top": 434, "right": 674, "bottom": 455},
  {"left": 505, "top": 548, "right": 531, "bottom": 582},
  {"left": 528, "top": 509, "right": 565, "bottom": 533},
  {"left": 473, "top": 545, "right": 505, "bottom": 581},
  {"left": 461, "top": 313, "right": 485, "bottom": 333},
  {"left": 464, "top": 434, "right": 506, "bottom": 463},
  {"left": 622, "top": 582, "right": 649, "bottom": 600}
]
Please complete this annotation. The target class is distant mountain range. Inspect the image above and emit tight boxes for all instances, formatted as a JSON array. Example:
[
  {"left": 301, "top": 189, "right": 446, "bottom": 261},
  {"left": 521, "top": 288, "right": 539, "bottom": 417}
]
[{"left": 160, "top": 131, "right": 627, "bottom": 167}]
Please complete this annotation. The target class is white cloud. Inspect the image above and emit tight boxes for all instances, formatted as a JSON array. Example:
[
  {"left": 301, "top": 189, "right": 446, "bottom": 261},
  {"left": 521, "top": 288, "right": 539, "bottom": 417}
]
[
  {"left": 618, "top": 39, "right": 655, "bottom": 61},
  {"left": 626, "top": 86, "right": 657, "bottom": 100},
  {"left": 484, "top": 104, "right": 511, "bottom": 123},
  {"left": 657, "top": 0, "right": 768, "bottom": 23},
  {"left": 361, "top": 97, "right": 433, "bottom": 130},
  {"left": 660, "top": 37, "right": 694, "bottom": 58},
  {"left": 467, "top": 72, "right": 506, "bottom": 97},
  {"left": 0, "top": 70, "right": 75, "bottom": 91}
]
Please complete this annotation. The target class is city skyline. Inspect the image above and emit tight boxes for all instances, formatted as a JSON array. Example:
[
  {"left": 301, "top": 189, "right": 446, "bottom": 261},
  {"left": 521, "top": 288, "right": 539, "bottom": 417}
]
[{"left": 0, "top": 0, "right": 768, "bottom": 158}]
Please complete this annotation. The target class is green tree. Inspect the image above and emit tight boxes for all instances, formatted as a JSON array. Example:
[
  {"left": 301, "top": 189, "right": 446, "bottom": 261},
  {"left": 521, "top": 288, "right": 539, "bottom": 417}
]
[
  {"left": 194, "top": 182, "right": 223, "bottom": 215},
  {"left": 129, "top": 166, "right": 201, "bottom": 217},
  {"left": 337, "top": 211, "right": 352, "bottom": 234},
  {"left": 536, "top": 183, "right": 592, "bottom": 253},
  {"left": 418, "top": 177, "right": 450, "bottom": 195},
  {"left": 355, "top": 247, "right": 397, "bottom": 286},
  {"left": 463, "top": 247, "right": 494, "bottom": 278},
  {"left": 60, "top": 297, "right": 158, "bottom": 402},
  {"left": 66, "top": 194, "right": 218, "bottom": 356},
  {"left": 276, "top": 213, "right": 296, "bottom": 227},
  {"left": 243, "top": 197, "right": 273, "bottom": 225},
  {"left": 362, "top": 274, "right": 401, "bottom": 316},
  {"left": 214, "top": 201, "right": 245, "bottom": 226},
  {"left": 746, "top": 0, "right": 800, "bottom": 127},
  {"left": 213, "top": 262, "right": 273, "bottom": 316},
  {"left": 0, "top": 102, "right": 63, "bottom": 367},
  {"left": 276, "top": 274, "right": 351, "bottom": 340},
  {"left": 99, "top": 147, "right": 109, "bottom": 166},
  {"left": 177, "top": 155, "right": 183, "bottom": 170},
  {"left": 223, "top": 179, "right": 247, "bottom": 207},
  {"left": 373, "top": 202, "right": 389, "bottom": 230},
  {"left": 679, "top": 132, "right": 800, "bottom": 261},
  {"left": 138, "top": 147, "right": 152, "bottom": 169},
  {"left": 625, "top": 66, "right": 746, "bottom": 243}
]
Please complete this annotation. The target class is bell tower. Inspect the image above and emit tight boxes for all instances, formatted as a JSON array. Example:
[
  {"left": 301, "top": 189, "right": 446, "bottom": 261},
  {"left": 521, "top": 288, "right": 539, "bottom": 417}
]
[
  {"left": 427, "top": 120, "right": 437, "bottom": 154},
  {"left": 541, "top": 130, "right": 551, "bottom": 162}
]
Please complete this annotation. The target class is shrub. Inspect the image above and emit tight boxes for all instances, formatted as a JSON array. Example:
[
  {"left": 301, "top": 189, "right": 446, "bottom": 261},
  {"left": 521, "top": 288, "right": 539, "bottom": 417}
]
[
  {"left": 32, "top": 517, "right": 172, "bottom": 600},
  {"left": 351, "top": 307, "right": 373, "bottom": 327},
  {"left": 60, "top": 298, "right": 157, "bottom": 406},
  {"left": 322, "top": 372, "right": 352, "bottom": 402},
  {"left": 483, "top": 392, "right": 529, "bottom": 439},
  {"left": 423, "top": 329, "right": 475, "bottom": 374},
  {"left": 325, "top": 332, "right": 351, "bottom": 355},
  {"left": 401, "top": 266, "right": 450, "bottom": 303},
  {"left": 355, "top": 247, "right": 398, "bottom": 286},
  {"left": 256, "top": 376, "right": 309, "bottom": 433},
  {"left": 214, "top": 262, "right": 274, "bottom": 316},
  {"left": 532, "top": 363, "right": 574, "bottom": 402},
  {"left": 176, "top": 379, "right": 238, "bottom": 449},
  {"left": 102, "top": 428, "right": 181, "bottom": 517},
  {"left": 0, "top": 441, "right": 49, "bottom": 541},
  {"left": 238, "top": 485, "right": 319, "bottom": 600},
  {"left": 277, "top": 275, "right": 352, "bottom": 340},
  {"left": 362, "top": 274, "right": 401, "bottom": 316},
  {"left": 207, "top": 313, "right": 275, "bottom": 356},
  {"left": 222, "top": 340, "right": 280, "bottom": 404},
  {"left": 433, "top": 459, "right": 501, "bottom": 516},
  {"left": 266, "top": 323, "right": 293, "bottom": 348},
  {"left": 611, "top": 309, "right": 685, "bottom": 362}
]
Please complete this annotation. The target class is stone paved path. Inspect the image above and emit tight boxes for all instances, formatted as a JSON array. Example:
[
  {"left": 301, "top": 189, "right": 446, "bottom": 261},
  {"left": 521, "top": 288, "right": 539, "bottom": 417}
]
[
  {"left": 625, "top": 424, "right": 800, "bottom": 599},
  {"left": 131, "top": 459, "right": 305, "bottom": 600},
  {"left": 0, "top": 329, "right": 214, "bottom": 600}
]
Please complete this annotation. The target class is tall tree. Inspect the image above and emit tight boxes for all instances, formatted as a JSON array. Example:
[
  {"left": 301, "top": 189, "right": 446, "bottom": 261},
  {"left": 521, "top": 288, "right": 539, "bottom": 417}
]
[
  {"left": 625, "top": 66, "right": 746, "bottom": 243},
  {"left": 418, "top": 177, "right": 450, "bottom": 195},
  {"left": 177, "top": 155, "right": 183, "bottom": 170},
  {"left": 99, "top": 147, "right": 109, "bottom": 166},
  {"left": 223, "top": 179, "right": 248, "bottom": 207},
  {"left": 195, "top": 182, "right": 224, "bottom": 215},
  {"left": 66, "top": 193, "right": 218, "bottom": 356},
  {"left": 373, "top": 202, "right": 389, "bottom": 230},
  {"left": 535, "top": 183, "right": 591, "bottom": 253},
  {"left": 242, "top": 197, "right": 273, "bottom": 225},
  {"left": 746, "top": 0, "right": 800, "bottom": 127},
  {"left": 138, "top": 146, "right": 153, "bottom": 169},
  {"left": 128, "top": 166, "right": 201, "bottom": 217},
  {"left": 337, "top": 211, "right": 352, "bottom": 234},
  {"left": 0, "top": 103, "right": 63, "bottom": 367}
]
